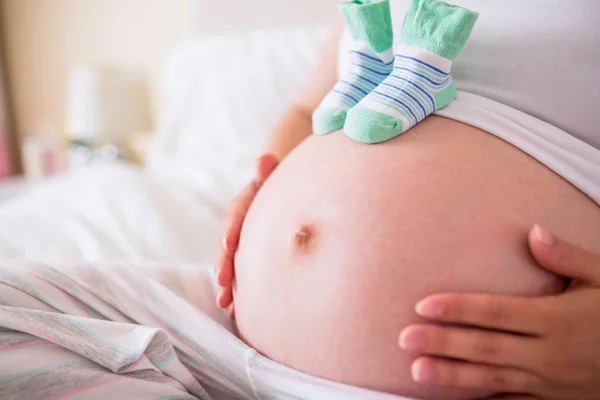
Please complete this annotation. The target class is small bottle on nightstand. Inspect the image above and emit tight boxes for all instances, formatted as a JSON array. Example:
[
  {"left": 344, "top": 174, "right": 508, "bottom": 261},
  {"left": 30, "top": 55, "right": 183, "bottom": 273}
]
[
  {"left": 67, "top": 139, "right": 137, "bottom": 170},
  {"left": 21, "top": 136, "right": 68, "bottom": 178}
]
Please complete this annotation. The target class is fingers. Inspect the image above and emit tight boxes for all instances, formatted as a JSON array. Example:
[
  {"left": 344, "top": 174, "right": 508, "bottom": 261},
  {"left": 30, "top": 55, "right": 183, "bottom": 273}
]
[
  {"left": 256, "top": 153, "right": 279, "bottom": 183},
  {"left": 222, "top": 154, "right": 278, "bottom": 250},
  {"left": 529, "top": 225, "right": 600, "bottom": 285},
  {"left": 217, "top": 285, "right": 233, "bottom": 309},
  {"left": 216, "top": 241, "right": 235, "bottom": 287},
  {"left": 415, "top": 293, "right": 547, "bottom": 336},
  {"left": 227, "top": 303, "right": 235, "bottom": 320},
  {"left": 223, "top": 180, "right": 261, "bottom": 250},
  {"left": 217, "top": 154, "right": 278, "bottom": 311},
  {"left": 411, "top": 357, "right": 542, "bottom": 393},
  {"left": 215, "top": 241, "right": 235, "bottom": 309},
  {"left": 400, "top": 324, "right": 541, "bottom": 370}
]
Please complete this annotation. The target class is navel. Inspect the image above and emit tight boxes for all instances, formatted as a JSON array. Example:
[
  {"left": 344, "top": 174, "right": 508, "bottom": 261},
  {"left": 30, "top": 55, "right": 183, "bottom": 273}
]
[{"left": 292, "top": 224, "right": 317, "bottom": 254}]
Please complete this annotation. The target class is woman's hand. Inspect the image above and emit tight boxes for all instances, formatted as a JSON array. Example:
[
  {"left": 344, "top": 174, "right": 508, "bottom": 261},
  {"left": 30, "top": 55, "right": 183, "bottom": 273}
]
[
  {"left": 215, "top": 154, "right": 279, "bottom": 319},
  {"left": 400, "top": 225, "right": 600, "bottom": 400}
]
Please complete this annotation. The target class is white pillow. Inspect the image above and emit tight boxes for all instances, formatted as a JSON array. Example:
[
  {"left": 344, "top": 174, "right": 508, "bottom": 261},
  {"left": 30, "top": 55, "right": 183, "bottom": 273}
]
[{"left": 147, "top": 27, "right": 329, "bottom": 205}]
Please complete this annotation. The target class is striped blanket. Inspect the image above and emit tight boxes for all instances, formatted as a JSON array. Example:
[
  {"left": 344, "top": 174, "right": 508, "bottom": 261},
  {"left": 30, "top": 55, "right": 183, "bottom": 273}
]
[{"left": 0, "top": 261, "right": 407, "bottom": 400}]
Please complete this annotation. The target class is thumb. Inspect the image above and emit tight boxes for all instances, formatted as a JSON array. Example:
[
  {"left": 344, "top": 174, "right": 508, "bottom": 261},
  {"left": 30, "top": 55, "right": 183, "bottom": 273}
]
[{"left": 529, "top": 225, "right": 600, "bottom": 285}]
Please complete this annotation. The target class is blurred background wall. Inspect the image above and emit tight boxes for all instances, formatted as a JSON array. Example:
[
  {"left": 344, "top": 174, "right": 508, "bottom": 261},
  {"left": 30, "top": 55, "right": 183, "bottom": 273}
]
[
  {"left": 0, "top": 0, "right": 339, "bottom": 142},
  {"left": 0, "top": 0, "right": 197, "bottom": 140}
]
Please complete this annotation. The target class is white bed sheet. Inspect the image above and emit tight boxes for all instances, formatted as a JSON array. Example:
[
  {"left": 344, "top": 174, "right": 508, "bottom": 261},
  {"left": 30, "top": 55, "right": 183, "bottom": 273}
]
[
  {"left": 0, "top": 163, "right": 224, "bottom": 266},
  {"left": 0, "top": 27, "right": 328, "bottom": 268},
  {"left": 0, "top": 177, "right": 34, "bottom": 202}
]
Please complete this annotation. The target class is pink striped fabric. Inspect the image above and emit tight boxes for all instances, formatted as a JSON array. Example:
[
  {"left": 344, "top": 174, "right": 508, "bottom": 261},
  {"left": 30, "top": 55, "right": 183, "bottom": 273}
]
[{"left": 0, "top": 262, "right": 412, "bottom": 400}]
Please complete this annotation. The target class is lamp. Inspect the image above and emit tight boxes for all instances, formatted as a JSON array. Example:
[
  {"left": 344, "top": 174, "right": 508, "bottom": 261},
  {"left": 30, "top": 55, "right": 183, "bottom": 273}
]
[
  {"left": 65, "top": 65, "right": 151, "bottom": 166},
  {"left": 65, "top": 65, "right": 151, "bottom": 145}
]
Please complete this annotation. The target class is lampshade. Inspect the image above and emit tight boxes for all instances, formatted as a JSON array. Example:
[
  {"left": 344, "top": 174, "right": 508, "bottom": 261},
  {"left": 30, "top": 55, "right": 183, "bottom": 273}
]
[{"left": 65, "top": 65, "right": 151, "bottom": 143}]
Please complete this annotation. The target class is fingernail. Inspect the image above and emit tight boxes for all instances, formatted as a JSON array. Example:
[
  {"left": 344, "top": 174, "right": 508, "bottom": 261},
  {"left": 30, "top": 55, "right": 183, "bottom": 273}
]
[
  {"left": 399, "top": 329, "right": 426, "bottom": 351},
  {"left": 416, "top": 300, "right": 445, "bottom": 319},
  {"left": 534, "top": 225, "right": 555, "bottom": 247},
  {"left": 222, "top": 236, "right": 228, "bottom": 250},
  {"left": 412, "top": 359, "right": 435, "bottom": 383},
  {"left": 223, "top": 235, "right": 235, "bottom": 251}
]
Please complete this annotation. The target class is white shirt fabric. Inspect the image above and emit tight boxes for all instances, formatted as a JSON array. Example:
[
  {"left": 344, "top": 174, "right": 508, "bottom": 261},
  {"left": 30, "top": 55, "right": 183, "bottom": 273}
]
[{"left": 338, "top": 0, "right": 600, "bottom": 206}]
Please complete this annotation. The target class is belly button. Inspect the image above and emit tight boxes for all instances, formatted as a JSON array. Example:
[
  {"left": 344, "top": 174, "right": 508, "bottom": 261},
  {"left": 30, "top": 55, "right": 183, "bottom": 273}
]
[{"left": 292, "top": 224, "right": 317, "bottom": 254}]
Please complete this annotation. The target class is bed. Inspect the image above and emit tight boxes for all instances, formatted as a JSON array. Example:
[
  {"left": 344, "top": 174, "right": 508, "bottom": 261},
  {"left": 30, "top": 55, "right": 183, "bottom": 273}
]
[{"left": 0, "top": 1, "right": 338, "bottom": 267}]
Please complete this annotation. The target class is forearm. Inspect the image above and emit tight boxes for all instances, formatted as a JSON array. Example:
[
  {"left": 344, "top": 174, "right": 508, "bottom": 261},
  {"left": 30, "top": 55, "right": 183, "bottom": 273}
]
[{"left": 265, "top": 105, "right": 313, "bottom": 161}]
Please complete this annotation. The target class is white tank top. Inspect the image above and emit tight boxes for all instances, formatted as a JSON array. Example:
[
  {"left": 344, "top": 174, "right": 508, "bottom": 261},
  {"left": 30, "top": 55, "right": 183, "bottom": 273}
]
[{"left": 338, "top": 0, "right": 600, "bottom": 206}]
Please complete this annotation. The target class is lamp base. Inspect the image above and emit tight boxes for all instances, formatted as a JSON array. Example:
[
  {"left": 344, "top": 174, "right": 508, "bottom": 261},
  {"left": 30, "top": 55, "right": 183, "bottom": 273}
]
[{"left": 68, "top": 139, "right": 136, "bottom": 169}]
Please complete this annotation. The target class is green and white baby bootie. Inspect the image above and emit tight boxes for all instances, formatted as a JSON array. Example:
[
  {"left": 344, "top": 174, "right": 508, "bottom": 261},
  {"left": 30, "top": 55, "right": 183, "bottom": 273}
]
[
  {"left": 312, "top": 0, "right": 394, "bottom": 136},
  {"left": 344, "top": 0, "right": 479, "bottom": 144}
]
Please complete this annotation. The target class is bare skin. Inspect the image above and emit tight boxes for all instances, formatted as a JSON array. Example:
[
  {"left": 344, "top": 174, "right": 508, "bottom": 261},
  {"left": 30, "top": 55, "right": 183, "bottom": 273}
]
[
  {"left": 217, "top": 153, "right": 279, "bottom": 319},
  {"left": 216, "top": 22, "right": 345, "bottom": 311},
  {"left": 215, "top": 22, "right": 600, "bottom": 400},
  {"left": 406, "top": 226, "right": 600, "bottom": 399},
  {"left": 231, "top": 116, "right": 600, "bottom": 399}
]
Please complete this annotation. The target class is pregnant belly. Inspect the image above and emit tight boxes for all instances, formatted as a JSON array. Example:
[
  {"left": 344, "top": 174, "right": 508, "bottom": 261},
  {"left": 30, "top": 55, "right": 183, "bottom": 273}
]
[{"left": 234, "top": 116, "right": 600, "bottom": 399}]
